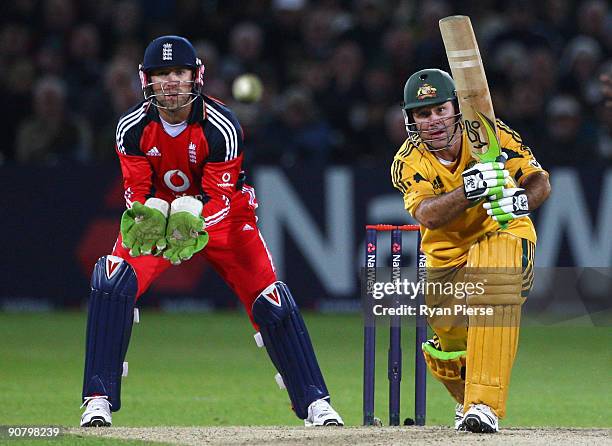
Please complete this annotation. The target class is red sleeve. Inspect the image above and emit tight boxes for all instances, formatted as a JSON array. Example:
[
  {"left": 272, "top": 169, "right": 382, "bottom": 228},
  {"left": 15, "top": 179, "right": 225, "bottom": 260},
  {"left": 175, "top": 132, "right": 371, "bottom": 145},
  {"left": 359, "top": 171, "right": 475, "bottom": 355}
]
[
  {"left": 115, "top": 103, "right": 153, "bottom": 208},
  {"left": 201, "top": 153, "right": 244, "bottom": 227},
  {"left": 117, "top": 150, "right": 154, "bottom": 208}
]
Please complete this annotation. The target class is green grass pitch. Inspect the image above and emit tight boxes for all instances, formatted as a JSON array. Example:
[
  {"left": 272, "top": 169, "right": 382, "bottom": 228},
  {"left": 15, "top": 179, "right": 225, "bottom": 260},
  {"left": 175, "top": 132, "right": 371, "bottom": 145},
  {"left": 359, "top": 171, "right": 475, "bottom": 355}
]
[{"left": 1, "top": 311, "right": 610, "bottom": 431}]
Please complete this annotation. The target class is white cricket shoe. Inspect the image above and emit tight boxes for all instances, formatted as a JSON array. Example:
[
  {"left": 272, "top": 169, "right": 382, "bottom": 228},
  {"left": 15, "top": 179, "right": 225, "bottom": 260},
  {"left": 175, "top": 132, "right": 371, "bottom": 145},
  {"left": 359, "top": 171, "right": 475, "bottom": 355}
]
[
  {"left": 80, "top": 396, "right": 112, "bottom": 427},
  {"left": 454, "top": 403, "right": 464, "bottom": 430},
  {"left": 304, "top": 399, "right": 344, "bottom": 426},
  {"left": 461, "top": 404, "right": 499, "bottom": 433}
]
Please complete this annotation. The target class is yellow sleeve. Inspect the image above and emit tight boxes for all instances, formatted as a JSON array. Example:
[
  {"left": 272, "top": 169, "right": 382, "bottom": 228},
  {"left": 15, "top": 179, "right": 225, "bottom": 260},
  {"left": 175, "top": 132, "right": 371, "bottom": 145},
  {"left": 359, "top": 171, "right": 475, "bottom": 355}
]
[
  {"left": 391, "top": 152, "right": 436, "bottom": 217},
  {"left": 497, "top": 120, "right": 548, "bottom": 186}
]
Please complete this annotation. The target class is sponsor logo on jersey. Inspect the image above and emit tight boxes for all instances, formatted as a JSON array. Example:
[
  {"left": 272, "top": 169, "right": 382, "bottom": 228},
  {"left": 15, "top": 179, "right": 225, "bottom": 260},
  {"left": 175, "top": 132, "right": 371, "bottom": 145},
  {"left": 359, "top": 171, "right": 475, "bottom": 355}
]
[
  {"left": 146, "top": 147, "right": 161, "bottom": 157},
  {"left": 163, "top": 169, "right": 191, "bottom": 192},
  {"left": 261, "top": 283, "right": 282, "bottom": 306},
  {"left": 105, "top": 255, "right": 124, "bottom": 280},
  {"left": 242, "top": 223, "right": 254, "bottom": 231},
  {"left": 417, "top": 83, "right": 437, "bottom": 100},
  {"left": 188, "top": 141, "right": 197, "bottom": 163},
  {"left": 217, "top": 172, "right": 234, "bottom": 188}
]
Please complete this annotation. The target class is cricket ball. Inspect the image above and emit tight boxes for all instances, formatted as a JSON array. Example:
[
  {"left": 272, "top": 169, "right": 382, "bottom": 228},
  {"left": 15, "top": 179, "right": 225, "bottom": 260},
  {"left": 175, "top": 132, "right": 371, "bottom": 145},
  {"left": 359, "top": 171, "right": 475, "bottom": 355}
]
[{"left": 232, "top": 74, "right": 263, "bottom": 103}]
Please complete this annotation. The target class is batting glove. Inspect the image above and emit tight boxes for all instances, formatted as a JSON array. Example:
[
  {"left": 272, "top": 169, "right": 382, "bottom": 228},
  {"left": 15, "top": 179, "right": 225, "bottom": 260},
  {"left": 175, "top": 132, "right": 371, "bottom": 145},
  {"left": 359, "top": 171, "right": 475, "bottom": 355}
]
[
  {"left": 483, "top": 188, "right": 530, "bottom": 223},
  {"left": 462, "top": 153, "right": 509, "bottom": 201},
  {"left": 163, "top": 196, "right": 209, "bottom": 265},
  {"left": 120, "top": 198, "right": 169, "bottom": 257}
]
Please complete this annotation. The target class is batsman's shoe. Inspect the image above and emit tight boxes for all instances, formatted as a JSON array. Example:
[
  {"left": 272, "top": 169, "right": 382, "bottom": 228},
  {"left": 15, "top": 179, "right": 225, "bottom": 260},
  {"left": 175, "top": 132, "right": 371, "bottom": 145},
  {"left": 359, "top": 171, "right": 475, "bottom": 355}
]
[
  {"left": 304, "top": 399, "right": 344, "bottom": 426},
  {"left": 80, "top": 396, "right": 112, "bottom": 427},
  {"left": 454, "top": 403, "right": 464, "bottom": 430},
  {"left": 461, "top": 404, "right": 498, "bottom": 433}
]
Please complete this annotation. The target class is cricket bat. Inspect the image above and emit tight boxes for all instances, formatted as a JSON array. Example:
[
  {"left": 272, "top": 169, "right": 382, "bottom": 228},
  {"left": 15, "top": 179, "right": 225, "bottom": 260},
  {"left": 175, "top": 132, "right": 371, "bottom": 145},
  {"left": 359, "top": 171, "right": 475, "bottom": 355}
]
[{"left": 439, "top": 15, "right": 500, "bottom": 163}]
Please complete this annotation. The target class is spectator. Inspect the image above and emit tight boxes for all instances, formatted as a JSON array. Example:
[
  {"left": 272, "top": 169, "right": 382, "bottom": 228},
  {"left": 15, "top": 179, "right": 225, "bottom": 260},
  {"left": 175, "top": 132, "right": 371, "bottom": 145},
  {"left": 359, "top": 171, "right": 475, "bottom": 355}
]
[
  {"left": 91, "top": 58, "right": 141, "bottom": 161},
  {"left": 0, "top": 0, "right": 608, "bottom": 168},
  {"left": 221, "top": 22, "right": 268, "bottom": 80},
  {"left": 263, "top": 87, "right": 334, "bottom": 166},
  {"left": 342, "top": 0, "right": 389, "bottom": 62},
  {"left": 543, "top": 95, "right": 598, "bottom": 165},
  {"left": 323, "top": 40, "right": 366, "bottom": 158},
  {"left": 413, "top": 0, "right": 451, "bottom": 69},
  {"left": 559, "top": 36, "right": 604, "bottom": 106},
  {"left": 382, "top": 26, "right": 415, "bottom": 89},
  {"left": 577, "top": 0, "right": 609, "bottom": 51},
  {"left": 384, "top": 106, "right": 408, "bottom": 150},
  {"left": 0, "top": 60, "right": 35, "bottom": 163},
  {"left": 15, "top": 76, "right": 92, "bottom": 165}
]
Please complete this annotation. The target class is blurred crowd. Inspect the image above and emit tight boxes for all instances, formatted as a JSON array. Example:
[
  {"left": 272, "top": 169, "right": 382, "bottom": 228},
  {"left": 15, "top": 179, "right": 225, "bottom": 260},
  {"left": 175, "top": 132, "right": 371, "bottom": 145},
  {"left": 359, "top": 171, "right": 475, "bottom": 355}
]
[{"left": 0, "top": 0, "right": 610, "bottom": 168}]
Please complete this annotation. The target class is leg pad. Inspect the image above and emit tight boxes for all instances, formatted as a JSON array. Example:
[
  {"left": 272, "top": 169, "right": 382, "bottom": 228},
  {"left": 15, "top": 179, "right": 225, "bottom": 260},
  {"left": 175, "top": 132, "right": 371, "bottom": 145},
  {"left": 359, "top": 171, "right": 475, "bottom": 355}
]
[
  {"left": 252, "top": 281, "right": 329, "bottom": 419},
  {"left": 464, "top": 233, "right": 526, "bottom": 418},
  {"left": 82, "top": 256, "right": 137, "bottom": 411}
]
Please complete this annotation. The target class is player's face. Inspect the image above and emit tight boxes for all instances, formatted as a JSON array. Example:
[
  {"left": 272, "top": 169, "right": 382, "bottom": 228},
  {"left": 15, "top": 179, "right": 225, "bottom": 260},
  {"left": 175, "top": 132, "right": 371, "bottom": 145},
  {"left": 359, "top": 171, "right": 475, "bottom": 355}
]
[
  {"left": 149, "top": 67, "right": 194, "bottom": 110},
  {"left": 411, "top": 101, "right": 459, "bottom": 151}
]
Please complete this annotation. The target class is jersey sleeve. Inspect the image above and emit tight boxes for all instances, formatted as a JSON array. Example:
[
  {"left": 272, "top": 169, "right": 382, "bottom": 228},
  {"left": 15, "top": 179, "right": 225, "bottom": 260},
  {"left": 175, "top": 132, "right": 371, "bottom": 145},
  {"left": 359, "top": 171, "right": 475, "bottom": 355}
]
[
  {"left": 115, "top": 104, "right": 154, "bottom": 208},
  {"left": 200, "top": 100, "right": 246, "bottom": 227},
  {"left": 200, "top": 155, "right": 244, "bottom": 227},
  {"left": 391, "top": 144, "right": 436, "bottom": 217},
  {"left": 497, "top": 120, "right": 548, "bottom": 186},
  {"left": 203, "top": 99, "right": 245, "bottom": 163}
]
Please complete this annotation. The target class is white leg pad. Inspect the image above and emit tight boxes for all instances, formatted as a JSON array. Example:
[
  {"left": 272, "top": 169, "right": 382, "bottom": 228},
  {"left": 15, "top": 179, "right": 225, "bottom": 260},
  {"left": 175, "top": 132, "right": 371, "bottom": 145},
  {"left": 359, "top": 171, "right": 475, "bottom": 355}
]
[{"left": 122, "top": 362, "right": 128, "bottom": 377}]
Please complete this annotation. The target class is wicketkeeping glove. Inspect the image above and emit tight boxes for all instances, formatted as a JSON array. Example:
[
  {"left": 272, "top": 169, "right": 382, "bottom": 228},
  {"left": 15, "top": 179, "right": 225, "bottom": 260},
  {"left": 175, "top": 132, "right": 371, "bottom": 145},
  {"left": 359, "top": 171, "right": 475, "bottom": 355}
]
[
  {"left": 462, "top": 153, "right": 509, "bottom": 201},
  {"left": 120, "top": 198, "right": 169, "bottom": 257},
  {"left": 163, "top": 196, "right": 209, "bottom": 265},
  {"left": 483, "top": 188, "right": 530, "bottom": 224}
]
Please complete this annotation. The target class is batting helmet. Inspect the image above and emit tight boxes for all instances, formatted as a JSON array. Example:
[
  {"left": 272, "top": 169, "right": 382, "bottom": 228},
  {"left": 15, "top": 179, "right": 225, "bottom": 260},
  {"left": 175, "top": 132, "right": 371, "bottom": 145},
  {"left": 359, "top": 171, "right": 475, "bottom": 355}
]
[
  {"left": 401, "top": 69, "right": 461, "bottom": 150},
  {"left": 402, "top": 69, "right": 457, "bottom": 111}
]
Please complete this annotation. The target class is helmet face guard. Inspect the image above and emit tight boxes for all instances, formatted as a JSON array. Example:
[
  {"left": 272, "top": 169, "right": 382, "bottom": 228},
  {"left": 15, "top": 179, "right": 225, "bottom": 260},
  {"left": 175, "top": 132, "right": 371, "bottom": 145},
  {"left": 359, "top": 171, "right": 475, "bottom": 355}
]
[
  {"left": 402, "top": 107, "right": 462, "bottom": 152},
  {"left": 138, "top": 35, "right": 205, "bottom": 111},
  {"left": 401, "top": 69, "right": 462, "bottom": 151}
]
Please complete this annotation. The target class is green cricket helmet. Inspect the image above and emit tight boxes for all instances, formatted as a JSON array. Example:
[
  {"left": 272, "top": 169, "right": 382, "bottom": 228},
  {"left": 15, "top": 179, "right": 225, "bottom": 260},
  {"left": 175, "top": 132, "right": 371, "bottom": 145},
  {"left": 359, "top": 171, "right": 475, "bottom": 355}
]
[
  {"left": 402, "top": 69, "right": 457, "bottom": 110},
  {"left": 400, "top": 69, "right": 461, "bottom": 151}
]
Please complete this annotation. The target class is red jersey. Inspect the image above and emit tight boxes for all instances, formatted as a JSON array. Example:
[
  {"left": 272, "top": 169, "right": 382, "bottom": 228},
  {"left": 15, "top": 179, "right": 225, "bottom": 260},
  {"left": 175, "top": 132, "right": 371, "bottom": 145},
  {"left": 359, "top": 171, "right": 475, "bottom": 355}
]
[{"left": 115, "top": 95, "right": 255, "bottom": 228}]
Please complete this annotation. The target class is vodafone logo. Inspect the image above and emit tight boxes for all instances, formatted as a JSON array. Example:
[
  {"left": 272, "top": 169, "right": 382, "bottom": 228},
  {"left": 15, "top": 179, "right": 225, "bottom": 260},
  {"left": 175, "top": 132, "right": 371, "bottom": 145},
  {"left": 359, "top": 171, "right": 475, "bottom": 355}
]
[
  {"left": 105, "top": 255, "right": 124, "bottom": 280},
  {"left": 163, "top": 170, "right": 190, "bottom": 192},
  {"left": 217, "top": 172, "right": 233, "bottom": 188}
]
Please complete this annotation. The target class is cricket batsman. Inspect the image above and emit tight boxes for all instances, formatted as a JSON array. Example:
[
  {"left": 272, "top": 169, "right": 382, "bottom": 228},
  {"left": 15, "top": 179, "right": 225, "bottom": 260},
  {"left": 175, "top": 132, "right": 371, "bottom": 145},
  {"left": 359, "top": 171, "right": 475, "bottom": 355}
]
[
  {"left": 79, "top": 35, "right": 343, "bottom": 427},
  {"left": 391, "top": 69, "right": 551, "bottom": 432}
]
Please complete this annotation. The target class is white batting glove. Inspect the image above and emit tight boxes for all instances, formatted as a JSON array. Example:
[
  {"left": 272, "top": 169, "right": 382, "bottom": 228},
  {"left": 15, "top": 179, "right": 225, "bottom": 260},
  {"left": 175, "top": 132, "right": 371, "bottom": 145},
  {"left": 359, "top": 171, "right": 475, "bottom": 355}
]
[
  {"left": 483, "top": 187, "right": 530, "bottom": 223},
  {"left": 462, "top": 153, "right": 510, "bottom": 201}
]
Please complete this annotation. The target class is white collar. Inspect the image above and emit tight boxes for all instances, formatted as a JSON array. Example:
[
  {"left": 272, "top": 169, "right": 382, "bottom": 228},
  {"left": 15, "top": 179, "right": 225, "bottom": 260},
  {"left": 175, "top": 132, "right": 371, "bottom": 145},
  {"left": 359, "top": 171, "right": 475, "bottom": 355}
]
[{"left": 159, "top": 116, "right": 187, "bottom": 137}]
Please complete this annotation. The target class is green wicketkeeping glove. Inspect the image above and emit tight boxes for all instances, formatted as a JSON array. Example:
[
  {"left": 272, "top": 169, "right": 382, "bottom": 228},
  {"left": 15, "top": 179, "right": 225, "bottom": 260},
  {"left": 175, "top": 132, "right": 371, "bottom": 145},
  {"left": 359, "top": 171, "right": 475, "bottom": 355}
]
[
  {"left": 120, "top": 198, "right": 169, "bottom": 257},
  {"left": 163, "top": 197, "right": 209, "bottom": 265}
]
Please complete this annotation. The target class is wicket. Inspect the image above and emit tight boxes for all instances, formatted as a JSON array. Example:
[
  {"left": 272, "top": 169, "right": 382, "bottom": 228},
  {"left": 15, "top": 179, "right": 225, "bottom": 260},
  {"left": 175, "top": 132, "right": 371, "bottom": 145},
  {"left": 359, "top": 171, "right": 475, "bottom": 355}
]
[{"left": 363, "top": 224, "right": 427, "bottom": 426}]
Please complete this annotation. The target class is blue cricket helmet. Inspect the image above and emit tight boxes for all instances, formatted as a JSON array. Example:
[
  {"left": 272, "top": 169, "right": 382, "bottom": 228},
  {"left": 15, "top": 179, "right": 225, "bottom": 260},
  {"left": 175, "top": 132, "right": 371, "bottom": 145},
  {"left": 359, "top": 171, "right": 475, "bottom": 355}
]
[
  {"left": 142, "top": 35, "right": 199, "bottom": 72},
  {"left": 138, "top": 35, "right": 205, "bottom": 109}
]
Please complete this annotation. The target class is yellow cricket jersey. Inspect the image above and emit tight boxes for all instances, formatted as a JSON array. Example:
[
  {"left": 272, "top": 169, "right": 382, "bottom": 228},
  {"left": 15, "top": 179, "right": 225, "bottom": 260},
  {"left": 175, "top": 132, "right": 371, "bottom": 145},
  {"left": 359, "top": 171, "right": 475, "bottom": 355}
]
[{"left": 391, "top": 120, "right": 548, "bottom": 268}]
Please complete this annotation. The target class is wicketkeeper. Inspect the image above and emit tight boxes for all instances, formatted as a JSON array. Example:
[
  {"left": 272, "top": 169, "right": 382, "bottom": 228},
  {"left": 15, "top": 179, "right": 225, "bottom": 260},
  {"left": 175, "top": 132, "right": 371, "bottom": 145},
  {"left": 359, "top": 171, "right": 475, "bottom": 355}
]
[{"left": 80, "top": 35, "right": 343, "bottom": 428}]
